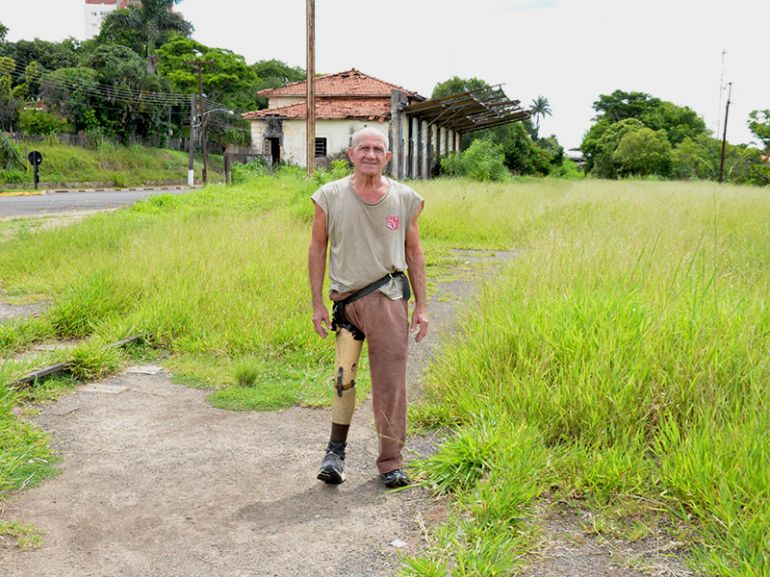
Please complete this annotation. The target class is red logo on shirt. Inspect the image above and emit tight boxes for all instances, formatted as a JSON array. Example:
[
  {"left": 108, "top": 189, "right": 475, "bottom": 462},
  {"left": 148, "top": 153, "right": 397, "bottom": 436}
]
[{"left": 386, "top": 215, "right": 400, "bottom": 231}]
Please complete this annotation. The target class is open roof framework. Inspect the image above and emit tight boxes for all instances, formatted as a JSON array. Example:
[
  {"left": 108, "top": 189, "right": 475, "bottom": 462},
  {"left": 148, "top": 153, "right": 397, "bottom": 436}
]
[{"left": 403, "top": 86, "right": 530, "bottom": 133}]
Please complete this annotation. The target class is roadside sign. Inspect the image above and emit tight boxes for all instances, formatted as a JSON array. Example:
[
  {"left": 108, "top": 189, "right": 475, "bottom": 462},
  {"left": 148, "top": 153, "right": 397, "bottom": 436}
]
[
  {"left": 28, "top": 150, "right": 43, "bottom": 189},
  {"left": 28, "top": 150, "right": 43, "bottom": 166}
]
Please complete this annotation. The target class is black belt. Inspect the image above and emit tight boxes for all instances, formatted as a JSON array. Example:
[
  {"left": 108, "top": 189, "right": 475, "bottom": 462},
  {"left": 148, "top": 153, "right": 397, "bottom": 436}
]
[{"left": 331, "top": 272, "right": 410, "bottom": 341}]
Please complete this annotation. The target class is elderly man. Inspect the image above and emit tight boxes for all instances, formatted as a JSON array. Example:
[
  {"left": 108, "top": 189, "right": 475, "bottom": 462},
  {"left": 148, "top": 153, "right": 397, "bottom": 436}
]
[{"left": 308, "top": 126, "right": 428, "bottom": 488}]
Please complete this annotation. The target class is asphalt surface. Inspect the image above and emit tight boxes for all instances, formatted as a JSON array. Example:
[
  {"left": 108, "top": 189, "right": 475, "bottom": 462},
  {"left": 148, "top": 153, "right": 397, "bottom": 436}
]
[{"left": 0, "top": 188, "right": 195, "bottom": 218}]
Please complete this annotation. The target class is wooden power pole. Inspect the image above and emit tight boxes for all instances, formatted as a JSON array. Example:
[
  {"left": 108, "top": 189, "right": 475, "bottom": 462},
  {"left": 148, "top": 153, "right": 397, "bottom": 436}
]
[
  {"left": 718, "top": 82, "right": 732, "bottom": 184},
  {"left": 306, "top": 0, "right": 316, "bottom": 176}
]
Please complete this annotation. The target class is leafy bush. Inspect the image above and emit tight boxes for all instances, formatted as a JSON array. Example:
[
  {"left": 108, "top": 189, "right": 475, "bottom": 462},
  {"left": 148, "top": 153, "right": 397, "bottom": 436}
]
[
  {"left": 0, "top": 168, "right": 28, "bottom": 184},
  {"left": 17, "top": 109, "right": 69, "bottom": 136},
  {"left": 231, "top": 157, "right": 268, "bottom": 184},
  {"left": 439, "top": 139, "right": 509, "bottom": 182}
]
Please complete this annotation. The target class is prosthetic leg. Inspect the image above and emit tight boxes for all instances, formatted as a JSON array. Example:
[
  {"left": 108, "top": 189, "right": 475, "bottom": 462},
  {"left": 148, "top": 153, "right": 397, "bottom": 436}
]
[{"left": 317, "top": 327, "right": 363, "bottom": 484}]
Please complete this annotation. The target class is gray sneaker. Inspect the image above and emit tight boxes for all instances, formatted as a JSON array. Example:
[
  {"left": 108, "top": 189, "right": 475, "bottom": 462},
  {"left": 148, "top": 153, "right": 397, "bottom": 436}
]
[{"left": 317, "top": 442, "right": 346, "bottom": 484}]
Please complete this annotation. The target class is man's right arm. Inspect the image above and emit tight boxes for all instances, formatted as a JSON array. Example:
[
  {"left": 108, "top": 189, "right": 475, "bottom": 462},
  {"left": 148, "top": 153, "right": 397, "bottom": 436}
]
[{"left": 308, "top": 201, "right": 330, "bottom": 338}]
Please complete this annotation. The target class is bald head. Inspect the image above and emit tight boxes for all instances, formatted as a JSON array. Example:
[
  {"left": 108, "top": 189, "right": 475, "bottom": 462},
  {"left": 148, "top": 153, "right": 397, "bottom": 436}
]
[{"left": 350, "top": 127, "right": 389, "bottom": 151}]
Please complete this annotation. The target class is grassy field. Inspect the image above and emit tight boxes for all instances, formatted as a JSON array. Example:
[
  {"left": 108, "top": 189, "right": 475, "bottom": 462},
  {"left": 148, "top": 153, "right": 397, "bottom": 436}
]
[{"left": 0, "top": 174, "right": 768, "bottom": 575}]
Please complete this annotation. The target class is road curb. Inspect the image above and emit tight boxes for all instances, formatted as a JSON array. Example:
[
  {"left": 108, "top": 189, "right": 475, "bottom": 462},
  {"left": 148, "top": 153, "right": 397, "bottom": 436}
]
[{"left": 0, "top": 185, "right": 201, "bottom": 197}]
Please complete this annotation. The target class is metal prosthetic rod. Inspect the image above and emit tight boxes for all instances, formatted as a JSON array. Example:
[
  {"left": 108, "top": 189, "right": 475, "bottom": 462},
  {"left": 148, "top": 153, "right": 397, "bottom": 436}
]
[{"left": 331, "top": 328, "right": 363, "bottom": 425}]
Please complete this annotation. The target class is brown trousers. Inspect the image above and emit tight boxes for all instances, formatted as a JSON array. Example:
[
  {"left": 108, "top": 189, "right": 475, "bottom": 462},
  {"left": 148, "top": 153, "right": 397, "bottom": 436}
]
[{"left": 336, "top": 291, "right": 409, "bottom": 474}]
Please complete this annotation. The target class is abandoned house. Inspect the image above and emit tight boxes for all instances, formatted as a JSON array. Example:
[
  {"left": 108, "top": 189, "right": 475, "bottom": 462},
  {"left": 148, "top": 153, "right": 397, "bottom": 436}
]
[{"left": 242, "top": 68, "right": 530, "bottom": 179}]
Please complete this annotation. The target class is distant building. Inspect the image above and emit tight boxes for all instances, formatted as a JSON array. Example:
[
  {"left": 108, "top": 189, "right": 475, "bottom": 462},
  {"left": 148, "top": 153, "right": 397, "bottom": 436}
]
[
  {"left": 83, "top": 1, "right": 143, "bottom": 39},
  {"left": 242, "top": 68, "right": 530, "bottom": 179}
]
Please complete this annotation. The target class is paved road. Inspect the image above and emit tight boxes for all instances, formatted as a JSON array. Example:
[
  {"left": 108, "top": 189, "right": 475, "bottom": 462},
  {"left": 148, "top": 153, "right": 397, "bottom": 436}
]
[{"left": 0, "top": 188, "right": 195, "bottom": 218}]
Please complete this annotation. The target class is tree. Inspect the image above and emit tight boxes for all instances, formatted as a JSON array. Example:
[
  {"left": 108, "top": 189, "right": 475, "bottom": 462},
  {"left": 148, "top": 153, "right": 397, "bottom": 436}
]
[
  {"left": 530, "top": 95, "right": 552, "bottom": 138},
  {"left": 592, "top": 90, "right": 660, "bottom": 123},
  {"left": 252, "top": 59, "right": 305, "bottom": 108},
  {"left": 0, "top": 22, "right": 7, "bottom": 44},
  {"left": 98, "top": 0, "right": 193, "bottom": 74},
  {"left": 0, "top": 56, "right": 19, "bottom": 130},
  {"left": 582, "top": 89, "right": 709, "bottom": 178},
  {"left": 591, "top": 118, "right": 646, "bottom": 178},
  {"left": 7, "top": 38, "right": 81, "bottom": 73},
  {"left": 83, "top": 44, "right": 169, "bottom": 141},
  {"left": 748, "top": 109, "right": 770, "bottom": 151},
  {"left": 432, "top": 76, "right": 490, "bottom": 99},
  {"left": 40, "top": 67, "right": 101, "bottom": 132},
  {"left": 612, "top": 127, "right": 672, "bottom": 177}
]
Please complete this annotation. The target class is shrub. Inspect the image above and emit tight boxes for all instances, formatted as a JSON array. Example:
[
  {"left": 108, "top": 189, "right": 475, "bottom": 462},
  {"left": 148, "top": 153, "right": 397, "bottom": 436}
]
[
  {"left": 231, "top": 157, "right": 268, "bottom": 184},
  {"left": 439, "top": 139, "right": 509, "bottom": 182},
  {"left": 18, "top": 109, "right": 69, "bottom": 136}
]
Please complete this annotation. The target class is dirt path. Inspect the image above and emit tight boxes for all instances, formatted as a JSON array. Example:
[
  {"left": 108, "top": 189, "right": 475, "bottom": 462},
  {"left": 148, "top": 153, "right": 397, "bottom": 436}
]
[
  {"left": 0, "top": 251, "right": 501, "bottom": 577},
  {"left": 1, "top": 250, "right": 692, "bottom": 577}
]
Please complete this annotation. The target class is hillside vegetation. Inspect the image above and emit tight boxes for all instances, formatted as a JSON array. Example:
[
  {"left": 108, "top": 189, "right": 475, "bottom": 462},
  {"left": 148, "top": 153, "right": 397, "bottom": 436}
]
[{"left": 0, "top": 140, "right": 222, "bottom": 190}]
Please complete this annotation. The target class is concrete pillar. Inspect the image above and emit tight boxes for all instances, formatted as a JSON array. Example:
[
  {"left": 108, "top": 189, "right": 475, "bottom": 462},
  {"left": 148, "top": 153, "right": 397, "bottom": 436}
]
[
  {"left": 418, "top": 120, "right": 426, "bottom": 179},
  {"left": 389, "top": 90, "right": 408, "bottom": 179},
  {"left": 410, "top": 116, "right": 417, "bottom": 178},
  {"left": 426, "top": 122, "right": 433, "bottom": 180}
]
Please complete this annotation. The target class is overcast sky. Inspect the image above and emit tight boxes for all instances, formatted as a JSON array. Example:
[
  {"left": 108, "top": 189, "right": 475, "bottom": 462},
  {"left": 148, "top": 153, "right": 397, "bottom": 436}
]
[{"left": 3, "top": 0, "right": 767, "bottom": 150}]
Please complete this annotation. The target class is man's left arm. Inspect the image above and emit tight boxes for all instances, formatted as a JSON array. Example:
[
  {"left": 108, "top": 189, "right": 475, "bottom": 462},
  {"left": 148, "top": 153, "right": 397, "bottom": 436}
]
[{"left": 405, "top": 203, "right": 428, "bottom": 343}]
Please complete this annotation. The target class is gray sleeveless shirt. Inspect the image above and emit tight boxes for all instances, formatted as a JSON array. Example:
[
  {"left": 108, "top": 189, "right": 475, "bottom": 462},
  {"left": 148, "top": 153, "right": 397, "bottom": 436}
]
[{"left": 311, "top": 175, "right": 424, "bottom": 300}]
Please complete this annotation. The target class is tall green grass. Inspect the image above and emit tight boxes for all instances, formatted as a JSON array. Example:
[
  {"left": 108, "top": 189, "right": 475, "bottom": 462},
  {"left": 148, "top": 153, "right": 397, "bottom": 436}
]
[
  {"left": 406, "top": 180, "right": 770, "bottom": 576},
  {"left": 1, "top": 175, "right": 768, "bottom": 576}
]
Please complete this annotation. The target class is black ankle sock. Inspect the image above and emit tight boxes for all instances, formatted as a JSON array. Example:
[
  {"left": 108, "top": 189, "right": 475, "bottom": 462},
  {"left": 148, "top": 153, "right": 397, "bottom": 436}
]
[{"left": 329, "top": 423, "right": 349, "bottom": 445}]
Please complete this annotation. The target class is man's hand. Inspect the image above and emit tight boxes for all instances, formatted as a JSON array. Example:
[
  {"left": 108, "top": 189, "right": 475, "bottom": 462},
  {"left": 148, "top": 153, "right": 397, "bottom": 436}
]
[
  {"left": 312, "top": 303, "right": 331, "bottom": 338},
  {"left": 410, "top": 304, "right": 429, "bottom": 343}
]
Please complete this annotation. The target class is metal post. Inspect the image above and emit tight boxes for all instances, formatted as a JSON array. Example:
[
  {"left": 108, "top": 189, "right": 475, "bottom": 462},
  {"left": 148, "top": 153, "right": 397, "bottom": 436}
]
[
  {"left": 188, "top": 94, "right": 195, "bottom": 186},
  {"left": 306, "top": 0, "right": 315, "bottom": 175},
  {"left": 196, "top": 62, "right": 207, "bottom": 185}
]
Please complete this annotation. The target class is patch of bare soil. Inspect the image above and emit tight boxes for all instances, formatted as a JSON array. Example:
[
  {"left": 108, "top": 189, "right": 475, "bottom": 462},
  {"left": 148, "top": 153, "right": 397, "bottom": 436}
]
[
  {"left": 0, "top": 300, "right": 47, "bottom": 323},
  {"left": 524, "top": 505, "right": 694, "bottom": 577}
]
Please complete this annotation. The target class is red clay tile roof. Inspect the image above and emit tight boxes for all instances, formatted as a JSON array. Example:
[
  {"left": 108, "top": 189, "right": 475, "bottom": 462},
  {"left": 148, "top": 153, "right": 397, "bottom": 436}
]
[
  {"left": 257, "top": 68, "right": 422, "bottom": 99},
  {"left": 242, "top": 98, "right": 391, "bottom": 122}
]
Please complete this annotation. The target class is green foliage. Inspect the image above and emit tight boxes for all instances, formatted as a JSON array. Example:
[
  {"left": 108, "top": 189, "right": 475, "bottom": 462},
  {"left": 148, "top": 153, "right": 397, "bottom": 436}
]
[
  {"left": 252, "top": 59, "right": 305, "bottom": 107},
  {"left": 97, "top": 0, "right": 192, "bottom": 70},
  {"left": 583, "top": 90, "right": 709, "bottom": 179},
  {"left": 68, "top": 340, "right": 123, "bottom": 381},
  {"left": 612, "top": 126, "right": 672, "bottom": 177},
  {"left": 17, "top": 109, "right": 69, "bottom": 135},
  {"left": 0, "top": 519, "right": 43, "bottom": 550},
  {"left": 1, "top": 138, "right": 219, "bottom": 185},
  {"left": 0, "top": 56, "right": 18, "bottom": 130},
  {"left": 431, "top": 76, "right": 490, "bottom": 99},
  {"left": 530, "top": 95, "right": 552, "bottom": 137},
  {"left": 440, "top": 139, "right": 509, "bottom": 181},
  {"left": 231, "top": 157, "right": 267, "bottom": 184},
  {"left": 591, "top": 118, "right": 646, "bottom": 178},
  {"left": 5, "top": 37, "right": 81, "bottom": 73},
  {"left": 41, "top": 67, "right": 101, "bottom": 132},
  {"left": 748, "top": 109, "right": 770, "bottom": 151},
  {"left": 156, "top": 36, "right": 257, "bottom": 110}
]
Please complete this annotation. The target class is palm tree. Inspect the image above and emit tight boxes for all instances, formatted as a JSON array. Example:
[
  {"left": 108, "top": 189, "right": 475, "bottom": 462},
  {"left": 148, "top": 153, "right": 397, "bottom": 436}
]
[
  {"left": 100, "top": 0, "right": 193, "bottom": 74},
  {"left": 530, "top": 96, "right": 552, "bottom": 138}
]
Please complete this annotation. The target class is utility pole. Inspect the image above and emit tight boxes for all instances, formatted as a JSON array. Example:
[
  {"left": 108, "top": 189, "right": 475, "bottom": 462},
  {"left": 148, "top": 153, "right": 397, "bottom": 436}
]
[
  {"left": 195, "top": 60, "right": 208, "bottom": 185},
  {"left": 306, "top": 0, "right": 315, "bottom": 176},
  {"left": 188, "top": 94, "right": 195, "bottom": 187},
  {"left": 718, "top": 81, "right": 732, "bottom": 184}
]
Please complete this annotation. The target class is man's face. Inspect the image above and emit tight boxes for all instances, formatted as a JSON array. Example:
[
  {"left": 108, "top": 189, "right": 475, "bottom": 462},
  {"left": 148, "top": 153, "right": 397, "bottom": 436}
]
[{"left": 347, "top": 132, "right": 392, "bottom": 177}]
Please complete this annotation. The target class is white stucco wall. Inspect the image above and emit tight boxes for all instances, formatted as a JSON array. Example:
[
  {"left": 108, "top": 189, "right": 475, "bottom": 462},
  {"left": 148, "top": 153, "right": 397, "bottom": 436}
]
[{"left": 279, "top": 119, "right": 389, "bottom": 167}]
